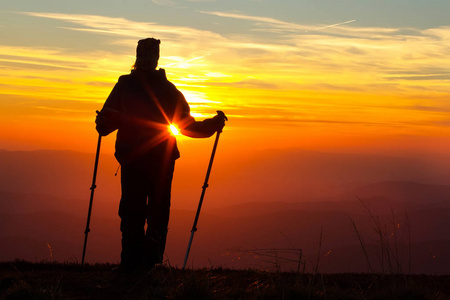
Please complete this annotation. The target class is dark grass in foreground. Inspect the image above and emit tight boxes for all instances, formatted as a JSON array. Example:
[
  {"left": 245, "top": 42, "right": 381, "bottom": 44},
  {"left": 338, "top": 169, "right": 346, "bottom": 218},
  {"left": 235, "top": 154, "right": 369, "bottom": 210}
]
[{"left": 0, "top": 261, "right": 449, "bottom": 300}]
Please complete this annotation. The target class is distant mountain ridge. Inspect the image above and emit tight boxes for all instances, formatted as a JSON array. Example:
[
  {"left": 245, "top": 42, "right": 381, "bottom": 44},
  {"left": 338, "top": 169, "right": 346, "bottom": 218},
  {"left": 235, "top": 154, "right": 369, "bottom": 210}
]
[
  {"left": 1, "top": 148, "right": 449, "bottom": 207},
  {"left": 0, "top": 149, "right": 120, "bottom": 201},
  {"left": 1, "top": 194, "right": 448, "bottom": 274},
  {"left": 0, "top": 149, "right": 449, "bottom": 274}
]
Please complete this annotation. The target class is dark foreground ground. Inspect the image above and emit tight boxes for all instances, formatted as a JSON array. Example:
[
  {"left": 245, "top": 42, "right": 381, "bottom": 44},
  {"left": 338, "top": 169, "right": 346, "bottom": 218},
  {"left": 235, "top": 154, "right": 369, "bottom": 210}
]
[{"left": 0, "top": 261, "right": 449, "bottom": 300}]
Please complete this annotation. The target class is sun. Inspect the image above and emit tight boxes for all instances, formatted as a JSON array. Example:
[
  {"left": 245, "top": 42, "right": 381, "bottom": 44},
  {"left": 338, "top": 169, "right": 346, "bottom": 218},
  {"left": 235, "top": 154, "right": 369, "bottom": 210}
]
[{"left": 169, "top": 124, "right": 180, "bottom": 136}]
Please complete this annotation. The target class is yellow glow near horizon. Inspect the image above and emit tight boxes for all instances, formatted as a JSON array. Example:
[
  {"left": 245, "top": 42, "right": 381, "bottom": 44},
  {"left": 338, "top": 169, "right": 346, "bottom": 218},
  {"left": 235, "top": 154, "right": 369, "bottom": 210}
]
[{"left": 1, "top": 11, "right": 449, "bottom": 155}]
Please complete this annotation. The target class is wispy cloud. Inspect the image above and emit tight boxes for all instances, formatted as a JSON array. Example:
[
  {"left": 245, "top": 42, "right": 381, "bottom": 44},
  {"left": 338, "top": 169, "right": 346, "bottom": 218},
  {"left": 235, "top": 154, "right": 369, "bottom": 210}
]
[
  {"left": 5, "top": 10, "right": 450, "bottom": 132},
  {"left": 387, "top": 74, "right": 450, "bottom": 81},
  {"left": 152, "top": 0, "right": 174, "bottom": 4},
  {"left": 20, "top": 11, "right": 222, "bottom": 40},
  {"left": 314, "top": 19, "right": 356, "bottom": 30},
  {"left": 199, "top": 10, "right": 309, "bottom": 31},
  {"left": 14, "top": 11, "right": 450, "bottom": 92},
  {"left": 199, "top": 11, "right": 358, "bottom": 34}
]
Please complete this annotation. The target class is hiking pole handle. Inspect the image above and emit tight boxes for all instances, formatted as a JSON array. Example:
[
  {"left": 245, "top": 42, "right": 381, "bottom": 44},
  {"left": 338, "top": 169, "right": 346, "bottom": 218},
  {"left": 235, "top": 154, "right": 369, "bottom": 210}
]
[
  {"left": 216, "top": 111, "right": 228, "bottom": 134},
  {"left": 217, "top": 110, "right": 228, "bottom": 121}
]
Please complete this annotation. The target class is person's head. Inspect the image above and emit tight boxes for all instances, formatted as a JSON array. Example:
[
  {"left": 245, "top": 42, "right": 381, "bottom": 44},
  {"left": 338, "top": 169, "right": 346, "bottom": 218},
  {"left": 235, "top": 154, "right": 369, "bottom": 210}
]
[{"left": 133, "top": 38, "right": 160, "bottom": 71}]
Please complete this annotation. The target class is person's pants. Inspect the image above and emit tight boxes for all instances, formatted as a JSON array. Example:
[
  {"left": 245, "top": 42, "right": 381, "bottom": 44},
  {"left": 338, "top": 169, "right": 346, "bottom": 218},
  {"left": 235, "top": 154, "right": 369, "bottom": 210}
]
[{"left": 118, "top": 159, "right": 175, "bottom": 269}]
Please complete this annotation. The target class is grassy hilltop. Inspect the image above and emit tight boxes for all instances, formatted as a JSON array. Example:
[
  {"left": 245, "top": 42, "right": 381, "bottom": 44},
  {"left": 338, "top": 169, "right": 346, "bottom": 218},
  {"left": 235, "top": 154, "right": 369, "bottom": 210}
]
[{"left": 1, "top": 261, "right": 449, "bottom": 300}]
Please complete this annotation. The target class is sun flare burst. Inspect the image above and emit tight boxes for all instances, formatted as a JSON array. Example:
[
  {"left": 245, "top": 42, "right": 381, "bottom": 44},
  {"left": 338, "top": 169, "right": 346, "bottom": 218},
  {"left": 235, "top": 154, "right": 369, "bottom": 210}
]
[{"left": 169, "top": 124, "right": 180, "bottom": 136}]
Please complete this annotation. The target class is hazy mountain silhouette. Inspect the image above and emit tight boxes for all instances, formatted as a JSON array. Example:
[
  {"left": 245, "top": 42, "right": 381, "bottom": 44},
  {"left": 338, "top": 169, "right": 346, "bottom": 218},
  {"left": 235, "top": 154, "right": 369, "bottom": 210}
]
[
  {"left": 0, "top": 149, "right": 449, "bottom": 274},
  {"left": 2, "top": 197, "right": 449, "bottom": 274},
  {"left": 1, "top": 149, "right": 449, "bottom": 209},
  {"left": 0, "top": 149, "right": 120, "bottom": 203},
  {"left": 205, "top": 148, "right": 450, "bottom": 206}
]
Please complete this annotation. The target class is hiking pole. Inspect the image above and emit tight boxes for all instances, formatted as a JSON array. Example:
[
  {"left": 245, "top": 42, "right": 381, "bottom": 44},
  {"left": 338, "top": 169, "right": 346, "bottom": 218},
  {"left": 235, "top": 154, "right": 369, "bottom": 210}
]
[
  {"left": 81, "top": 133, "right": 102, "bottom": 268},
  {"left": 182, "top": 111, "right": 227, "bottom": 269}
]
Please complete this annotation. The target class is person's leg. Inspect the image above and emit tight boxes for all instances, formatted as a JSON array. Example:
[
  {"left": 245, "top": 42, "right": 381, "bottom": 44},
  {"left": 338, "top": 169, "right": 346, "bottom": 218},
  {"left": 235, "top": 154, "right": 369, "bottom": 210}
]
[
  {"left": 145, "top": 160, "right": 175, "bottom": 266},
  {"left": 119, "top": 163, "right": 148, "bottom": 271}
]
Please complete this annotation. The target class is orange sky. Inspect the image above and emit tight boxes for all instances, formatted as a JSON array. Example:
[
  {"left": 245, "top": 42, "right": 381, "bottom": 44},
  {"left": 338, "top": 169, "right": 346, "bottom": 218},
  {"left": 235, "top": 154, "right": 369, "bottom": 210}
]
[{"left": 1, "top": 9, "right": 449, "bottom": 157}]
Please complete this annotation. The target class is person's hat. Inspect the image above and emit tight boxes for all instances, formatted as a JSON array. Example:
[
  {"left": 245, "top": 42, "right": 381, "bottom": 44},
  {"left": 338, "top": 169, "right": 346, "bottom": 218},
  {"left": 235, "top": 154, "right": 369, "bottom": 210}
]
[{"left": 136, "top": 38, "right": 160, "bottom": 58}]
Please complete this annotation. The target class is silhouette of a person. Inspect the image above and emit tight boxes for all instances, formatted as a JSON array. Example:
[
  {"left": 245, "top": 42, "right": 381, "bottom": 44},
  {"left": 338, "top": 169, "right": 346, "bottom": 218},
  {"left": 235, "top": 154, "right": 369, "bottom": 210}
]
[{"left": 95, "top": 38, "right": 225, "bottom": 273}]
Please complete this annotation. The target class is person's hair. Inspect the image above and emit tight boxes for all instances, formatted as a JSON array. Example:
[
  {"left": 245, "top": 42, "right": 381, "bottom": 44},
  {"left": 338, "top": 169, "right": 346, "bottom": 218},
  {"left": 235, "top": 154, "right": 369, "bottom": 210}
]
[
  {"left": 132, "top": 38, "right": 160, "bottom": 71},
  {"left": 131, "top": 57, "right": 158, "bottom": 71}
]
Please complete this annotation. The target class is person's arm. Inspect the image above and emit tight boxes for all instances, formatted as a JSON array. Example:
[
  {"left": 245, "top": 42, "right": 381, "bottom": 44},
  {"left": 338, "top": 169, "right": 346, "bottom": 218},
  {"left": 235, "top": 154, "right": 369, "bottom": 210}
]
[
  {"left": 95, "top": 78, "right": 124, "bottom": 136},
  {"left": 181, "top": 114, "right": 225, "bottom": 138},
  {"left": 172, "top": 89, "right": 225, "bottom": 138}
]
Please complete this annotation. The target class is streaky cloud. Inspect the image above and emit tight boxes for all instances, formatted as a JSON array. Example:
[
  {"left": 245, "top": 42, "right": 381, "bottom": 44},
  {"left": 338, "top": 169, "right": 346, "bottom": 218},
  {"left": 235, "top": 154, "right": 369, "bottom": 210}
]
[
  {"left": 386, "top": 74, "right": 450, "bottom": 81},
  {"left": 9, "top": 10, "right": 450, "bottom": 129},
  {"left": 314, "top": 20, "right": 356, "bottom": 30},
  {"left": 199, "top": 10, "right": 308, "bottom": 31},
  {"left": 20, "top": 11, "right": 222, "bottom": 40}
]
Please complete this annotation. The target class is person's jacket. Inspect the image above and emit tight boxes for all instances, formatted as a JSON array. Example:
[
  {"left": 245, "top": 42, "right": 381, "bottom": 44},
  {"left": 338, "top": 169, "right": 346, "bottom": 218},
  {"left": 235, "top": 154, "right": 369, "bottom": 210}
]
[{"left": 96, "top": 69, "right": 218, "bottom": 165}]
